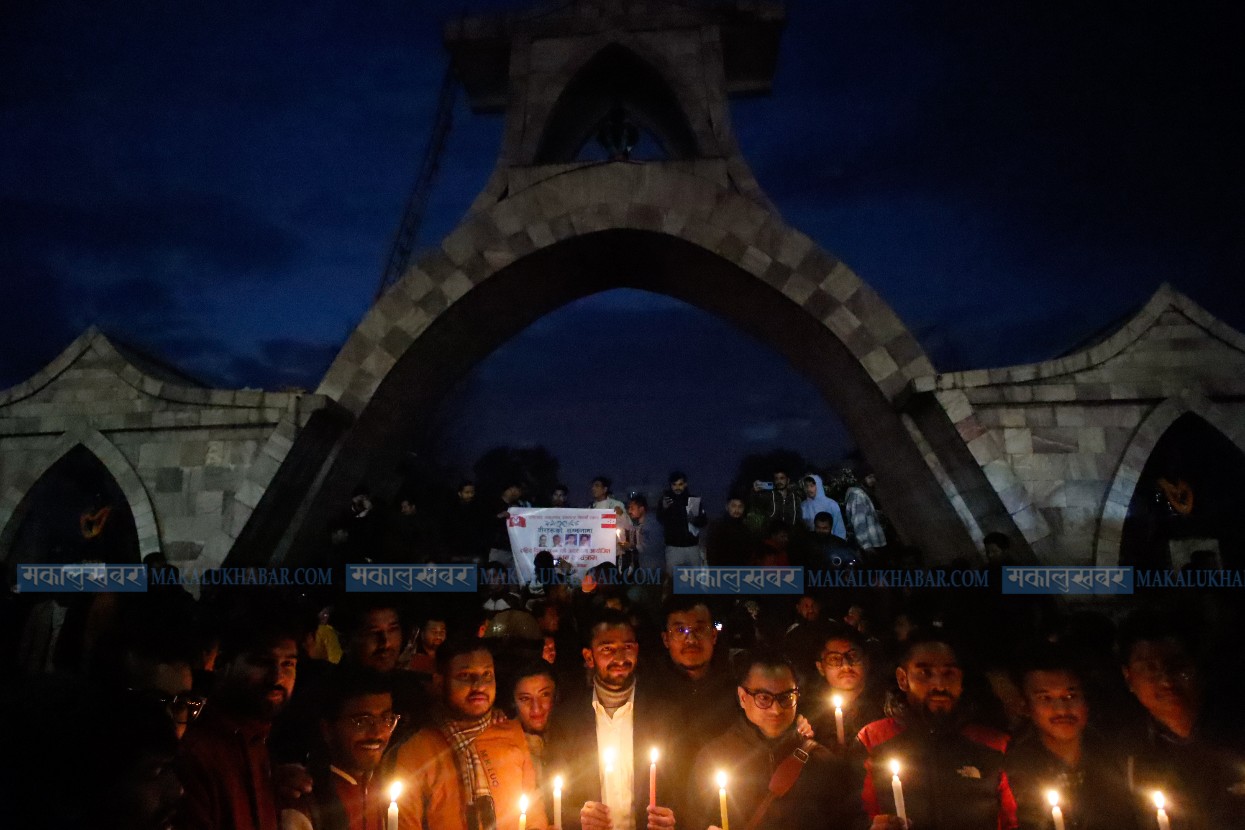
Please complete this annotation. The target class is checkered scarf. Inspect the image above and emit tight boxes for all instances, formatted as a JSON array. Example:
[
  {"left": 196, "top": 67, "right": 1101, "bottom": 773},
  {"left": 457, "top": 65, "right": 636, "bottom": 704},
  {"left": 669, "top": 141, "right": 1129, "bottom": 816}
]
[{"left": 436, "top": 708, "right": 508, "bottom": 801}]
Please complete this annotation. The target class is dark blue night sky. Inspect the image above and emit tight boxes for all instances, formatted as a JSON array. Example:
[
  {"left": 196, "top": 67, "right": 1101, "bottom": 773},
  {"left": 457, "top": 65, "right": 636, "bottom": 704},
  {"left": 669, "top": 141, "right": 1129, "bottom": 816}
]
[{"left": 3, "top": 0, "right": 1241, "bottom": 504}]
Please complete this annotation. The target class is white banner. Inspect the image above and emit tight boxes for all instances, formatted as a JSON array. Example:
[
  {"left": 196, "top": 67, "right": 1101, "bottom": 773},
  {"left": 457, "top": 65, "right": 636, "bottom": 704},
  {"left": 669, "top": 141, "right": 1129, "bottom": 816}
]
[{"left": 506, "top": 507, "right": 619, "bottom": 583}]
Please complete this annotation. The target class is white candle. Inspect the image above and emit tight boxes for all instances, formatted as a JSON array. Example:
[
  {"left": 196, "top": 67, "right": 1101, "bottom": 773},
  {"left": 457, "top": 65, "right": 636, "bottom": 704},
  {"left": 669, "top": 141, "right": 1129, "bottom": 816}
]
[
  {"left": 387, "top": 782, "right": 402, "bottom": 830},
  {"left": 1153, "top": 791, "right": 1171, "bottom": 830},
  {"left": 518, "top": 794, "right": 528, "bottom": 830},
  {"left": 603, "top": 746, "right": 615, "bottom": 774},
  {"left": 889, "top": 759, "right": 907, "bottom": 823},
  {"left": 832, "top": 694, "right": 845, "bottom": 745},
  {"left": 649, "top": 747, "right": 659, "bottom": 808},
  {"left": 553, "top": 775, "right": 563, "bottom": 829},
  {"left": 1047, "top": 790, "right": 1065, "bottom": 830},
  {"left": 716, "top": 771, "right": 730, "bottom": 830}
]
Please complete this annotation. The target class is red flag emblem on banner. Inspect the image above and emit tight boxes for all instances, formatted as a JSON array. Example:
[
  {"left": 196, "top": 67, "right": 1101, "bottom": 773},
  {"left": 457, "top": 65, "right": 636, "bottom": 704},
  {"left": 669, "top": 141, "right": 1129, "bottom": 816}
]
[{"left": 507, "top": 514, "right": 526, "bottom": 528}]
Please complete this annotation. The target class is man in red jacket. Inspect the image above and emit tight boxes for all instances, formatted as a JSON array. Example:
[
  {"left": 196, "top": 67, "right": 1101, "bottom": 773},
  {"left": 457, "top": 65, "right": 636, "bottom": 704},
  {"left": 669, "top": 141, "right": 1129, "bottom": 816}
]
[
  {"left": 178, "top": 611, "right": 301, "bottom": 830},
  {"left": 857, "top": 633, "right": 1017, "bottom": 830}
]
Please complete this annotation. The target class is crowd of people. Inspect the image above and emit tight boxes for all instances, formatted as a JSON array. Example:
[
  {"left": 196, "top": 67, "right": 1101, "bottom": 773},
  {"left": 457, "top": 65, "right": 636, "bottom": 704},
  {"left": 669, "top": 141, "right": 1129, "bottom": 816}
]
[{"left": 2, "top": 469, "right": 1243, "bottom": 830}]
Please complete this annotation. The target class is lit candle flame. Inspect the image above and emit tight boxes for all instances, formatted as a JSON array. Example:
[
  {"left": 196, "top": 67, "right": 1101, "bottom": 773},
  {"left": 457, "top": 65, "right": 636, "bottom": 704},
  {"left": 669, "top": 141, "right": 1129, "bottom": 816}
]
[
  {"left": 603, "top": 746, "right": 616, "bottom": 772},
  {"left": 651, "top": 747, "right": 660, "bottom": 764},
  {"left": 519, "top": 795, "right": 529, "bottom": 813},
  {"left": 1153, "top": 791, "right": 1165, "bottom": 810},
  {"left": 1046, "top": 790, "right": 1060, "bottom": 808},
  {"left": 389, "top": 781, "right": 403, "bottom": 802},
  {"left": 553, "top": 775, "right": 563, "bottom": 791},
  {"left": 716, "top": 770, "right": 728, "bottom": 789},
  {"left": 889, "top": 759, "right": 901, "bottom": 777},
  {"left": 832, "top": 694, "right": 843, "bottom": 709}
]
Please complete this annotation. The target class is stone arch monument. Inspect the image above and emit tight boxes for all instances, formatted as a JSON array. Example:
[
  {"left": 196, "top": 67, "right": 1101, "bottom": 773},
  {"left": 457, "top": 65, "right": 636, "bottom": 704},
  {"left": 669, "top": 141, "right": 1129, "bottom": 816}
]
[{"left": 284, "top": 0, "right": 1024, "bottom": 564}]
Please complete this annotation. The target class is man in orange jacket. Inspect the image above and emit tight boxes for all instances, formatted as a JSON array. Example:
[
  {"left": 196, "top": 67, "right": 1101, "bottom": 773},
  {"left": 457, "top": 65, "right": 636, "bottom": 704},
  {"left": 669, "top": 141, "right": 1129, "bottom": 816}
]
[{"left": 391, "top": 638, "right": 547, "bottom": 830}]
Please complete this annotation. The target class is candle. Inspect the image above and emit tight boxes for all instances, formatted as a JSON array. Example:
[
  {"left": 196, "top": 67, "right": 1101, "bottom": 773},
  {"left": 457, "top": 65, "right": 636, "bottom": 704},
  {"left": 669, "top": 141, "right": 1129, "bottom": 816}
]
[
  {"left": 553, "top": 775, "right": 563, "bottom": 829},
  {"left": 649, "top": 747, "right": 659, "bottom": 809},
  {"left": 889, "top": 760, "right": 907, "bottom": 823},
  {"left": 717, "top": 770, "right": 730, "bottom": 830},
  {"left": 387, "top": 781, "right": 402, "bottom": 830},
  {"left": 832, "top": 694, "right": 845, "bottom": 745},
  {"left": 1153, "top": 791, "right": 1171, "bottom": 830},
  {"left": 518, "top": 794, "right": 529, "bottom": 830},
  {"left": 603, "top": 746, "right": 615, "bottom": 775},
  {"left": 1047, "top": 790, "right": 1065, "bottom": 830}
]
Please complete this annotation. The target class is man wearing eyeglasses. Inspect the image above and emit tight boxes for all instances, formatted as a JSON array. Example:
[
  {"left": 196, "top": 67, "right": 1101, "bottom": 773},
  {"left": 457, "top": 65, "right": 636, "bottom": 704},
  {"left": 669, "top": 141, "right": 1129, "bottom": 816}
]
[
  {"left": 282, "top": 668, "right": 400, "bottom": 830},
  {"left": 688, "top": 652, "right": 860, "bottom": 830},
  {"left": 810, "top": 624, "right": 883, "bottom": 747},
  {"left": 547, "top": 609, "right": 678, "bottom": 830},
  {"left": 857, "top": 633, "right": 1017, "bottom": 830},
  {"left": 391, "top": 638, "right": 546, "bottom": 830}
]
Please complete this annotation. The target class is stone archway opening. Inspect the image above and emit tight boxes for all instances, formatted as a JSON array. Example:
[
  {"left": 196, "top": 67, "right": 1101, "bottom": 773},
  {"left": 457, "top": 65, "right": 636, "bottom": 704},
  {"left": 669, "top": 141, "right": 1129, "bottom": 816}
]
[
  {"left": 6, "top": 445, "right": 140, "bottom": 567},
  {"left": 419, "top": 287, "right": 856, "bottom": 508},
  {"left": 294, "top": 227, "right": 977, "bottom": 563},
  {"left": 1119, "top": 412, "right": 1245, "bottom": 569}
]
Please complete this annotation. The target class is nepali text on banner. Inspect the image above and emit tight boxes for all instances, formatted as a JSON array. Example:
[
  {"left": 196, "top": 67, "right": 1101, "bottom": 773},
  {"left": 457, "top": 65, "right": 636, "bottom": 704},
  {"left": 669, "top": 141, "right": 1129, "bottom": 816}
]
[{"left": 506, "top": 507, "right": 619, "bottom": 584}]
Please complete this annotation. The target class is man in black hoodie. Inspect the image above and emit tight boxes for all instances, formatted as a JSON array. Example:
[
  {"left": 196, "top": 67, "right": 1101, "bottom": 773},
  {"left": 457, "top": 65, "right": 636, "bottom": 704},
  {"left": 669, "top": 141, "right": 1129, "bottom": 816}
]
[{"left": 656, "top": 471, "right": 708, "bottom": 576}]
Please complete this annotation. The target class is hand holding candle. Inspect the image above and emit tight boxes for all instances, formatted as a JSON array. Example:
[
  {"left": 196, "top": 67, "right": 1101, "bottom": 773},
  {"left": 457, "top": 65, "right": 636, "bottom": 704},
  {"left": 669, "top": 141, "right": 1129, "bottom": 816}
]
[
  {"left": 832, "top": 694, "right": 846, "bottom": 745},
  {"left": 717, "top": 770, "right": 730, "bottom": 830},
  {"left": 387, "top": 782, "right": 402, "bottom": 830},
  {"left": 649, "top": 747, "right": 659, "bottom": 808},
  {"left": 1047, "top": 790, "right": 1065, "bottom": 830},
  {"left": 518, "top": 794, "right": 528, "bottom": 830},
  {"left": 889, "top": 760, "right": 907, "bottom": 823},
  {"left": 553, "top": 774, "right": 563, "bottom": 829},
  {"left": 1153, "top": 792, "right": 1171, "bottom": 830}
]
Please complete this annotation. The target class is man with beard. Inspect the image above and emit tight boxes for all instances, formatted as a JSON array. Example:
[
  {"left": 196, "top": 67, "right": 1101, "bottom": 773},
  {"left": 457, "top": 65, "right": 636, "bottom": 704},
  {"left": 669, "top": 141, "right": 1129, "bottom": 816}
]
[
  {"left": 283, "top": 669, "right": 400, "bottom": 830},
  {"left": 857, "top": 633, "right": 1017, "bottom": 830},
  {"left": 750, "top": 468, "right": 801, "bottom": 528},
  {"left": 178, "top": 611, "right": 301, "bottom": 830},
  {"left": 811, "top": 624, "right": 885, "bottom": 748},
  {"left": 548, "top": 609, "right": 678, "bottom": 830},
  {"left": 1005, "top": 644, "right": 1136, "bottom": 830},
  {"left": 392, "top": 639, "right": 546, "bottom": 830},
  {"left": 688, "top": 653, "right": 860, "bottom": 830},
  {"left": 657, "top": 471, "right": 708, "bottom": 576}
]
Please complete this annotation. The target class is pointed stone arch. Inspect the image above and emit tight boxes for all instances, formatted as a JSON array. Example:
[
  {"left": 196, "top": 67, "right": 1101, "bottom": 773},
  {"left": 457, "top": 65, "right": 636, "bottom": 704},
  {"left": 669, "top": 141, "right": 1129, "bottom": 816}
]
[
  {"left": 534, "top": 41, "right": 700, "bottom": 162},
  {"left": 298, "top": 163, "right": 1007, "bottom": 564},
  {"left": 1095, "top": 390, "right": 1245, "bottom": 564},
  {"left": 0, "top": 427, "right": 160, "bottom": 562}
]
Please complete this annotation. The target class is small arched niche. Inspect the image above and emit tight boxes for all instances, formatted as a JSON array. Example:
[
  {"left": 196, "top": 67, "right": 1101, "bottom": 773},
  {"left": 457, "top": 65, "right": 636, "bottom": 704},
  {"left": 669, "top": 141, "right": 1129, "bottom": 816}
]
[
  {"left": 7, "top": 445, "right": 140, "bottom": 566},
  {"left": 534, "top": 43, "right": 699, "bottom": 163},
  {"left": 1119, "top": 413, "right": 1245, "bottom": 569}
]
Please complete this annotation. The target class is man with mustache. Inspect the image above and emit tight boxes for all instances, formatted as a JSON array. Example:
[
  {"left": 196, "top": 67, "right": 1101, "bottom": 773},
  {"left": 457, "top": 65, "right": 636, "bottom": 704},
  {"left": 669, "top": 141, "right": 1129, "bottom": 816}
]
[
  {"left": 1004, "top": 644, "right": 1136, "bottom": 830},
  {"left": 391, "top": 638, "right": 546, "bottom": 830},
  {"left": 282, "top": 669, "right": 401, "bottom": 830},
  {"left": 178, "top": 611, "right": 301, "bottom": 830},
  {"left": 857, "top": 633, "right": 1017, "bottom": 830},
  {"left": 548, "top": 609, "right": 678, "bottom": 830}
]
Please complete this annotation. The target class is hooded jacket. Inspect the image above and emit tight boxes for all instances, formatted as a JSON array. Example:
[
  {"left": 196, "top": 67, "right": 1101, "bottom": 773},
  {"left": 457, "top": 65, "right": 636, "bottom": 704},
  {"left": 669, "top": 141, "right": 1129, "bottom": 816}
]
[{"left": 799, "top": 474, "right": 846, "bottom": 538}]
